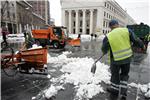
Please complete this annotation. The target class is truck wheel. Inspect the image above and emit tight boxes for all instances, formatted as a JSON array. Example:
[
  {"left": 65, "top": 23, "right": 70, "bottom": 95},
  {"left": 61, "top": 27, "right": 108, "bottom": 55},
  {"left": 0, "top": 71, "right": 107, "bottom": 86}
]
[{"left": 52, "top": 41, "right": 60, "bottom": 49}]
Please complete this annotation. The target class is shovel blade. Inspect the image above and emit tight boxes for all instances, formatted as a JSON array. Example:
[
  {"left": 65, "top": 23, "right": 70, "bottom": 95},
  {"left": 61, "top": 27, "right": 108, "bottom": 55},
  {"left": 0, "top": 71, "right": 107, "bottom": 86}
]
[{"left": 91, "top": 63, "right": 96, "bottom": 74}]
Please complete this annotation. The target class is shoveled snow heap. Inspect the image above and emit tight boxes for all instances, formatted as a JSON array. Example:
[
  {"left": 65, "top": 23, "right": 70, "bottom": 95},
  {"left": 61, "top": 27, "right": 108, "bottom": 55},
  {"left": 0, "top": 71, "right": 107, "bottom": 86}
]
[{"left": 44, "top": 51, "right": 110, "bottom": 99}]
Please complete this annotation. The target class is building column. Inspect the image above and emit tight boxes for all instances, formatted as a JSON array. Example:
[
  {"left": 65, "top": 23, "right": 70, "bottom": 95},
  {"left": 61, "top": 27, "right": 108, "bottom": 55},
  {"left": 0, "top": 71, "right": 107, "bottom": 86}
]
[
  {"left": 96, "top": 8, "right": 103, "bottom": 35},
  {"left": 68, "top": 10, "right": 72, "bottom": 34},
  {"left": 90, "top": 9, "right": 94, "bottom": 34},
  {"left": 82, "top": 9, "right": 86, "bottom": 34},
  {"left": 19, "top": 24, "right": 22, "bottom": 33},
  {"left": 62, "top": 9, "right": 66, "bottom": 27},
  {"left": 75, "top": 10, "right": 79, "bottom": 34}
]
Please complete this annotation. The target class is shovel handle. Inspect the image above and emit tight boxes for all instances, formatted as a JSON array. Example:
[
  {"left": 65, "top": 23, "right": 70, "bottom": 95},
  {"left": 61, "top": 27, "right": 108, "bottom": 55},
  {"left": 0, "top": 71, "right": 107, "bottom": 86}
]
[{"left": 94, "top": 54, "right": 105, "bottom": 63}]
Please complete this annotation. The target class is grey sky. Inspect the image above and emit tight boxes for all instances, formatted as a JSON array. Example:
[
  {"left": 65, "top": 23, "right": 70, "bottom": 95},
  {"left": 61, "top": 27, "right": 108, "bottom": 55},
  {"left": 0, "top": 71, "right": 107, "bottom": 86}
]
[{"left": 50, "top": 0, "right": 150, "bottom": 26}]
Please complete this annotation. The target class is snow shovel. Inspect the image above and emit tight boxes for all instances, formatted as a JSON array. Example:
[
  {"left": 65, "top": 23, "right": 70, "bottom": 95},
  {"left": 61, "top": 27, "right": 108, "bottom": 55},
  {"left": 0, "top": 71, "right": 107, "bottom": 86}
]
[{"left": 91, "top": 54, "right": 105, "bottom": 74}]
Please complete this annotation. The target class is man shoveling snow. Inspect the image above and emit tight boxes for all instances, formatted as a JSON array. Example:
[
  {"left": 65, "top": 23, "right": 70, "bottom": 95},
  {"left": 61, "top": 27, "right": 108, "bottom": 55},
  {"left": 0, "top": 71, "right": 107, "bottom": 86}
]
[{"left": 91, "top": 19, "right": 145, "bottom": 100}]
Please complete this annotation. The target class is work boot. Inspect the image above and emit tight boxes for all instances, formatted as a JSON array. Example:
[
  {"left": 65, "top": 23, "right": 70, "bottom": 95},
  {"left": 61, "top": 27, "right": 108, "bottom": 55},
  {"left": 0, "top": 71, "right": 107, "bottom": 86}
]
[
  {"left": 107, "top": 87, "right": 119, "bottom": 95},
  {"left": 109, "top": 93, "right": 118, "bottom": 100},
  {"left": 120, "top": 95, "right": 127, "bottom": 100}
]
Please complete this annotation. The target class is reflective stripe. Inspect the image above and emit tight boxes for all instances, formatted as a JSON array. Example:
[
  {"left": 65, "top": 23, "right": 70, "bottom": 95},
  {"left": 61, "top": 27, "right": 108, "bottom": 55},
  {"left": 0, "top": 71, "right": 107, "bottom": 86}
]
[
  {"left": 111, "top": 86, "right": 119, "bottom": 91},
  {"left": 120, "top": 85, "right": 128, "bottom": 89},
  {"left": 114, "top": 51, "right": 132, "bottom": 60},
  {"left": 120, "top": 81, "right": 128, "bottom": 85},
  {"left": 111, "top": 83, "right": 119, "bottom": 88},
  {"left": 113, "top": 47, "right": 131, "bottom": 54}
]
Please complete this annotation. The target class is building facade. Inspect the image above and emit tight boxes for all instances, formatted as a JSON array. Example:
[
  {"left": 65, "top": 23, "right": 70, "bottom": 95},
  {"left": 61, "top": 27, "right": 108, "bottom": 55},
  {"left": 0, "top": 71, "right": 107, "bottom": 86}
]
[
  {"left": 1, "top": 0, "right": 51, "bottom": 34},
  {"left": 16, "top": 1, "right": 46, "bottom": 33},
  {"left": 28, "top": 0, "right": 50, "bottom": 25},
  {"left": 1, "top": 1, "right": 17, "bottom": 34},
  {"left": 61, "top": 0, "right": 136, "bottom": 35}
]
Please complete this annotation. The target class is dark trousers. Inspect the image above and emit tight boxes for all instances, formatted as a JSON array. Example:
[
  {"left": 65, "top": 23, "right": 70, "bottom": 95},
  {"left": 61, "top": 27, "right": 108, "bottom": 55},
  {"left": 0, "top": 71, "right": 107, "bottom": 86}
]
[
  {"left": 110, "top": 63, "right": 130, "bottom": 96},
  {"left": 2, "top": 34, "right": 8, "bottom": 46}
]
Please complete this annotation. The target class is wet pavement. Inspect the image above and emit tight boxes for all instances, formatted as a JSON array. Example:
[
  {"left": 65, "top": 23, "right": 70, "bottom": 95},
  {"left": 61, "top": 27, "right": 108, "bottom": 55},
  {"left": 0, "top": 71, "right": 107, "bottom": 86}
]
[{"left": 1, "top": 40, "right": 150, "bottom": 100}]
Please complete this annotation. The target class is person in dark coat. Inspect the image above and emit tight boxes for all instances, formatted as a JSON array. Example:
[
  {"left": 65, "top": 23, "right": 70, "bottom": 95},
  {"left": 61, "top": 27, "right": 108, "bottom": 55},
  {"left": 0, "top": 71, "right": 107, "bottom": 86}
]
[{"left": 2, "top": 26, "right": 9, "bottom": 46}]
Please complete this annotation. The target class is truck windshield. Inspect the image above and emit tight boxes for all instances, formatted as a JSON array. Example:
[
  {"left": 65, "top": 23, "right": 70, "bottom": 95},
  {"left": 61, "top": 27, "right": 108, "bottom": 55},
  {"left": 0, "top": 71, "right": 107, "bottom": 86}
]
[{"left": 53, "top": 27, "right": 62, "bottom": 36}]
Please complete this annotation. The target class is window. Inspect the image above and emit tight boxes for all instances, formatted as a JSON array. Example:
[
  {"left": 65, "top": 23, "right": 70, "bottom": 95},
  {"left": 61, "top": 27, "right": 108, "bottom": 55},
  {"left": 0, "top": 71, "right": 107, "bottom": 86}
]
[
  {"left": 80, "top": 29, "right": 82, "bottom": 32},
  {"left": 105, "top": 2, "right": 106, "bottom": 7},
  {"left": 80, "top": 21, "right": 82, "bottom": 27},
  {"left": 7, "top": 11, "right": 10, "bottom": 18},
  {"left": 107, "top": 4, "right": 109, "bottom": 8},
  {"left": 104, "top": 11, "right": 106, "bottom": 17},
  {"left": 103, "top": 21, "right": 105, "bottom": 27},
  {"left": 80, "top": 13, "right": 82, "bottom": 17},
  {"left": 106, "top": 22, "right": 107, "bottom": 27},
  {"left": 107, "top": 13, "right": 108, "bottom": 18},
  {"left": 86, "top": 21, "right": 89, "bottom": 27},
  {"left": 73, "top": 21, "right": 75, "bottom": 27},
  {"left": 73, "top": 13, "right": 76, "bottom": 17},
  {"left": 13, "top": 13, "right": 15, "bottom": 19}
]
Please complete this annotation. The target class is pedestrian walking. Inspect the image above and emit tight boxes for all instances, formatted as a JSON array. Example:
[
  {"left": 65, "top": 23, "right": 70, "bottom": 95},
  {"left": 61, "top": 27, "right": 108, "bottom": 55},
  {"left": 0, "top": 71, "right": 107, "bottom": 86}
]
[
  {"left": 101, "top": 20, "right": 145, "bottom": 100},
  {"left": 2, "top": 26, "right": 9, "bottom": 46}
]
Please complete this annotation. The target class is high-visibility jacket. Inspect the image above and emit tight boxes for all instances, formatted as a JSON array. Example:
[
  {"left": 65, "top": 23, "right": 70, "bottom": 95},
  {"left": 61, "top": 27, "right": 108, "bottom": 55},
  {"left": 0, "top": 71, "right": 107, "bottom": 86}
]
[
  {"left": 107, "top": 28, "right": 133, "bottom": 61},
  {"left": 148, "top": 34, "right": 150, "bottom": 41}
]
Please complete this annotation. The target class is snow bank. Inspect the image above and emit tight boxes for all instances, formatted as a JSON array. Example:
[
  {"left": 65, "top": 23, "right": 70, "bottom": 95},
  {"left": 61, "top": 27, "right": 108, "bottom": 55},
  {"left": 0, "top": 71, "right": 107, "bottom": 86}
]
[
  {"left": 45, "top": 51, "right": 110, "bottom": 99},
  {"left": 75, "top": 84, "right": 104, "bottom": 100}
]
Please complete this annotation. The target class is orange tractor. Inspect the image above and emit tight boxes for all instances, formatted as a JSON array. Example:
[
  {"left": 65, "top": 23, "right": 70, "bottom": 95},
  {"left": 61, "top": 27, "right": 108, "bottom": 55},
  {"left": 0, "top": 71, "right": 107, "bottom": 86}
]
[{"left": 32, "top": 26, "right": 80, "bottom": 48}]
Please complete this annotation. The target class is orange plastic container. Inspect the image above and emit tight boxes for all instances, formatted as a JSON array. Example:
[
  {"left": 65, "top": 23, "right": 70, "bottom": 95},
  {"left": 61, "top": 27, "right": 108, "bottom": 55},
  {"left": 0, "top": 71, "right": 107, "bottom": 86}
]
[{"left": 20, "top": 47, "right": 47, "bottom": 64}]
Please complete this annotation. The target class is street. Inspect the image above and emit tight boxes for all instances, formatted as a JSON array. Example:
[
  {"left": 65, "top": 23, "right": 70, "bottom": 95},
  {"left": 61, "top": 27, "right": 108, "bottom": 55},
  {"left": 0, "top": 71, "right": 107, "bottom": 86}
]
[{"left": 1, "top": 40, "right": 150, "bottom": 100}]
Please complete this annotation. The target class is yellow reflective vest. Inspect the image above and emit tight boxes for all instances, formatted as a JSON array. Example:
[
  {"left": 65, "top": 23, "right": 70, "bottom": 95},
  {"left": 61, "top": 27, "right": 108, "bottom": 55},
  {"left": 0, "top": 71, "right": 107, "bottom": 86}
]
[{"left": 107, "top": 28, "right": 133, "bottom": 61}]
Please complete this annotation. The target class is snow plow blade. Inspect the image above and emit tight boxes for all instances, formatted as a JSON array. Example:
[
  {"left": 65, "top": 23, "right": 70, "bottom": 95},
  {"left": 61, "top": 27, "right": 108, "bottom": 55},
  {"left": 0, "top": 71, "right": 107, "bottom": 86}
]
[{"left": 67, "top": 38, "right": 81, "bottom": 47}]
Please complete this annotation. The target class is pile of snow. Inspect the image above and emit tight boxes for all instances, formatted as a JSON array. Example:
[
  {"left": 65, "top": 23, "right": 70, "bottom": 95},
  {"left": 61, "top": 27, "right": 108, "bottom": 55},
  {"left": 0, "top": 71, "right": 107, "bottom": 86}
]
[
  {"left": 44, "top": 85, "right": 64, "bottom": 99},
  {"left": 44, "top": 51, "right": 110, "bottom": 99},
  {"left": 129, "top": 82, "right": 150, "bottom": 98},
  {"left": 140, "top": 83, "right": 150, "bottom": 98}
]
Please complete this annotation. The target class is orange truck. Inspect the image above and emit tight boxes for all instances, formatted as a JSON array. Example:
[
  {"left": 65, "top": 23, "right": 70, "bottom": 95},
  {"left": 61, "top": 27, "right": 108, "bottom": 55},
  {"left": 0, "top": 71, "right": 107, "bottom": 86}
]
[{"left": 32, "top": 26, "right": 80, "bottom": 48}]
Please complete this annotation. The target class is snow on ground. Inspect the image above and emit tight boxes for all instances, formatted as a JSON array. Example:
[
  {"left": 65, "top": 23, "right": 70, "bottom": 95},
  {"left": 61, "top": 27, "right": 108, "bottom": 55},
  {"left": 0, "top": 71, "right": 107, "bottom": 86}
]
[
  {"left": 44, "top": 85, "right": 64, "bottom": 99},
  {"left": 129, "top": 82, "right": 150, "bottom": 98},
  {"left": 44, "top": 51, "right": 110, "bottom": 99}
]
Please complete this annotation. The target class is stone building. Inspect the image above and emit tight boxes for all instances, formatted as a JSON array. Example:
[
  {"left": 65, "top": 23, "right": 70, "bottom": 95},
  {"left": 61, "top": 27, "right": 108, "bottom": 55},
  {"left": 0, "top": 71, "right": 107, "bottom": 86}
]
[
  {"left": 16, "top": 1, "right": 46, "bottom": 33},
  {"left": 61, "top": 0, "right": 136, "bottom": 35},
  {"left": 1, "top": 1, "right": 16, "bottom": 34},
  {"left": 28, "top": 0, "right": 50, "bottom": 25},
  {"left": 1, "top": 0, "right": 50, "bottom": 34}
]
